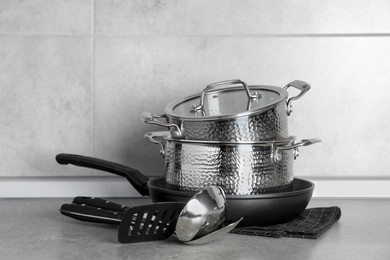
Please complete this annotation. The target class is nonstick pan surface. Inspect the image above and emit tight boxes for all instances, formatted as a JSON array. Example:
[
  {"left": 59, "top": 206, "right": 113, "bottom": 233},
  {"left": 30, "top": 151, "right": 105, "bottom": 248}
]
[{"left": 56, "top": 153, "right": 314, "bottom": 227}]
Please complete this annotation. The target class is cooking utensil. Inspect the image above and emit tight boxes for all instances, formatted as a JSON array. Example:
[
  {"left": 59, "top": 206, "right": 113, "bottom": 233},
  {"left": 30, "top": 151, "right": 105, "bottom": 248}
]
[
  {"left": 143, "top": 79, "right": 310, "bottom": 141},
  {"left": 116, "top": 203, "right": 185, "bottom": 243},
  {"left": 59, "top": 196, "right": 186, "bottom": 243},
  {"left": 60, "top": 196, "right": 130, "bottom": 225},
  {"left": 72, "top": 196, "right": 130, "bottom": 212},
  {"left": 175, "top": 186, "right": 226, "bottom": 242},
  {"left": 60, "top": 195, "right": 231, "bottom": 244},
  {"left": 56, "top": 153, "right": 314, "bottom": 227},
  {"left": 119, "top": 186, "right": 230, "bottom": 244},
  {"left": 183, "top": 217, "right": 243, "bottom": 245},
  {"left": 145, "top": 131, "right": 320, "bottom": 195},
  {"left": 60, "top": 204, "right": 124, "bottom": 224}
]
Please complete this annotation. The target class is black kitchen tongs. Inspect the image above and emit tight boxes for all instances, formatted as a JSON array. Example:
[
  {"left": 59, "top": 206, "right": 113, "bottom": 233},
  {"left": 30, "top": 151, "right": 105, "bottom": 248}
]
[{"left": 60, "top": 197, "right": 185, "bottom": 243}]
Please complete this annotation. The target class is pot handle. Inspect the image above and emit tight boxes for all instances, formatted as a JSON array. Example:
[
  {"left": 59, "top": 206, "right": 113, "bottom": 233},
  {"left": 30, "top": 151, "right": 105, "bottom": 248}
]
[
  {"left": 272, "top": 138, "right": 321, "bottom": 163},
  {"left": 190, "top": 79, "right": 261, "bottom": 112},
  {"left": 144, "top": 131, "right": 168, "bottom": 157},
  {"left": 284, "top": 80, "right": 311, "bottom": 116},
  {"left": 141, "top": 112, "right": 182, "bottom": 138}
]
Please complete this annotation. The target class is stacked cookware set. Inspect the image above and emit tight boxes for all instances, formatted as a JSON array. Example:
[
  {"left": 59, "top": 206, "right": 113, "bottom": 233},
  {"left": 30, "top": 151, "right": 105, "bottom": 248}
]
[
  {"left": 56, "top": 79, "right": 320, "bottom": 236},
  {"left": 143, "top": 79, "right": 320, "bottom": 196}
]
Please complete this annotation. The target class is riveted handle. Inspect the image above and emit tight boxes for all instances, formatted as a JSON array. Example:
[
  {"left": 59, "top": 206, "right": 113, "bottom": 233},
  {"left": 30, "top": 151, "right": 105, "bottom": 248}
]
[
  {"left": 284, "top": 80, "right": 311, "bottom": 116},
  {"left": 190, "top": 79, "right": 261, "bottom": 113},
  {"left": 272, "top": 138, "right": 321, "bottom": 163},
  {"left": 144, "top": 131, "right": 169, "bottom": 157},
  {"left": 141, "top": 112, "right": 182, "bottom": 139}
]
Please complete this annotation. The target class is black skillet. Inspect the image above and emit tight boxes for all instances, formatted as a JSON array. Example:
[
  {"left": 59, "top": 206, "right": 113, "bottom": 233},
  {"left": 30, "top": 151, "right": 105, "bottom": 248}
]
[{"left": 56, "top": 153, "right": 314, "bottom": 227}]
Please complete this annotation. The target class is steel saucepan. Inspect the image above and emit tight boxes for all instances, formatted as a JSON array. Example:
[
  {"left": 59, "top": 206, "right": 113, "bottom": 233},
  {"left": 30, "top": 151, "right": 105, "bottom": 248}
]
[
  {"left": 143, "top": 79, "right": 310, "bottom": 141},
  {"left": 56, "top": 153, "right": 314, "bottom": 227},
  {"left": 145, "top": 131, "right": 320, "bottom": 195}
]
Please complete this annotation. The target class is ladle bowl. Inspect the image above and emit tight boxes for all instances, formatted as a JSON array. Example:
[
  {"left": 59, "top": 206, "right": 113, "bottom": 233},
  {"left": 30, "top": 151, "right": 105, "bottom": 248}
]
[{"left": 175, "top": 186, "right": 227, "bottom": 242}]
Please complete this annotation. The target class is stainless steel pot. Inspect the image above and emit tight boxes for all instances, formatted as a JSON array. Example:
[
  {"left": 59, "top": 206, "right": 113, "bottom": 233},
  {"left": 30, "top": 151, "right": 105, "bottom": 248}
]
[
  {"left": 145, "top": 131, "right": 320, "bottom": 195},
  {"left": 143, "top": 79, "right": 310, "bottom": 141}
]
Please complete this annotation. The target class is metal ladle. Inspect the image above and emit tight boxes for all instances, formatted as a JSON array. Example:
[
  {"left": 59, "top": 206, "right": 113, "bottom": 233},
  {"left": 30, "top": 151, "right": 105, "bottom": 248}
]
[
  {"left": 175, "top": 186, "right": 229, "bottom": 243},
  {"left": 183, "top": 217, "right": 243, "bottom": 245}
]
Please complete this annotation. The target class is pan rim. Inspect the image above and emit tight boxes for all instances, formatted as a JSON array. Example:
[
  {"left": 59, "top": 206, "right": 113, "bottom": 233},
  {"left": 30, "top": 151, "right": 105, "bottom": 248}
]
[{"left": 148, "top": 178, "right": 314, "bottom": 199}]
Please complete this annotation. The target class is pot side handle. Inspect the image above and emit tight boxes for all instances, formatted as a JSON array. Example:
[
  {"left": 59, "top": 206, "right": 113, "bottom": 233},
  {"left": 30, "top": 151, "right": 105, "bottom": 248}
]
[
  {"left": 284, "top": 80, "right": 311, "bottom": 116},
  {"left": 273, "top": 138, "right": 321, "bottom": 163},
  {"left": 141, "top": 112, "right": 182, "bottom": 139},
  {"left": 144, "top": 131, "right": 167, "bottom": 157}
]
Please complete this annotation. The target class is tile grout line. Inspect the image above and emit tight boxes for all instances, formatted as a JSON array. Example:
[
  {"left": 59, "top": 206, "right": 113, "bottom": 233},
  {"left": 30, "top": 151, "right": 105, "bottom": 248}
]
[
  {"left": 91, "top": 0, "right": 95, "bottom": 157},
  {"left": 1, "top": 33, "right": 390, "bottom": 38}
]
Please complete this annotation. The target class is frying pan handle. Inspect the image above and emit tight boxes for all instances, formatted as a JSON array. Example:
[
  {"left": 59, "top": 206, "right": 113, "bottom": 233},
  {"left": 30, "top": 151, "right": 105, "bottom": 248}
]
[{"left": 55, "top": 154, "right": 150, "bottom": 196}]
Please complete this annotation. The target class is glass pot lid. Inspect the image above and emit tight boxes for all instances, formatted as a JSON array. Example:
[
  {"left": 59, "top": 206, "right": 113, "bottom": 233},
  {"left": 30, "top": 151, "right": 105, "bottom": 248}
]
[{"left": 165, "top": 80, "right": 288, "bottom": 120}]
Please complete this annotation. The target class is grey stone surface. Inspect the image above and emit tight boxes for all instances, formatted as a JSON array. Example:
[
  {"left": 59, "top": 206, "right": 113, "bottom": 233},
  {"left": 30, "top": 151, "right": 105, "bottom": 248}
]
[{"left": 0, "top": 198, "right": 389, "bottom": 260}]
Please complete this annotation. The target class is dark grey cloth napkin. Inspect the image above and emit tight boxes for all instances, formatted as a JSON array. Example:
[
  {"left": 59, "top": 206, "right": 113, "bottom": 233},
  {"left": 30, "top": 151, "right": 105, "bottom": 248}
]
[{"left": 231, "top": 206, "right": 341, "bottom": 239}]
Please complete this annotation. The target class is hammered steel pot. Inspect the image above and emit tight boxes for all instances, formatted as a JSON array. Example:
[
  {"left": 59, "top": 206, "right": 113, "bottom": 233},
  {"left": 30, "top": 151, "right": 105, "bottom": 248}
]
[
  {"left": 145, "top": 131, "right": 320, "bottom": 195},
  {"left": 143, "top": 79, "right": 311, "bottom": 141}
]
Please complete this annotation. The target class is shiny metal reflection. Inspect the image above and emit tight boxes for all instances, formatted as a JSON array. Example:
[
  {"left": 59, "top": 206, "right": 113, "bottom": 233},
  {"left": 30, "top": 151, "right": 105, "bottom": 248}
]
[{"left": 175, "top": 186, "right": 226, "bottom": 242}]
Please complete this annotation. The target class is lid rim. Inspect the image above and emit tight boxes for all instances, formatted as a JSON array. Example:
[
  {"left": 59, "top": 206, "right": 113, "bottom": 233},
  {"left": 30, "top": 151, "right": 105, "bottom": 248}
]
[{"left": 164, "top": 85, "right": 288, "bottom": 121}]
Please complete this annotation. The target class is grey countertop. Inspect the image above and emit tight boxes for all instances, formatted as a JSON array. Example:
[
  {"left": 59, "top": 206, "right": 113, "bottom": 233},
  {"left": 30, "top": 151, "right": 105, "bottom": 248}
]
[{"left": 0, "top": 197, "right": 389, "bottom": 260}]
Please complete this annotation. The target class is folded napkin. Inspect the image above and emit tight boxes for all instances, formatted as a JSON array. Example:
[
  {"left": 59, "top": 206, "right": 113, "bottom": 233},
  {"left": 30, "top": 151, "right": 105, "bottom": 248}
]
[{"left": 232, "top": 206, "right": 341, "bottom": 239}]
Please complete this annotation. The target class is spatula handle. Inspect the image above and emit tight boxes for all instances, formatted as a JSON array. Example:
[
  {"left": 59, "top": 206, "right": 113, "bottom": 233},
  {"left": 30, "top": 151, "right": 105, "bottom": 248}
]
[
  {"left": 60, "top": 203, "right": 124, "bottom": 225},
  {"left": 72, "top": 197, "right": 130, "bottom": 212}
]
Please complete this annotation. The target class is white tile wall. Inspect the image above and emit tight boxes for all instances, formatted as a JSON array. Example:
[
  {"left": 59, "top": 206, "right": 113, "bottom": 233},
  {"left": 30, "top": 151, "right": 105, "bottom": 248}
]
[
  {"left": 95, "top": 0, "right": 390, "bottom": 35},
  {"left": 1, "top": 0, "right": 390, "bottom": 181},
  {"left": 0, "top": 36, "right": 93, "bottom": 176},
  {"left": 0, "top": 0, "right": 91, "bottom": 34}
]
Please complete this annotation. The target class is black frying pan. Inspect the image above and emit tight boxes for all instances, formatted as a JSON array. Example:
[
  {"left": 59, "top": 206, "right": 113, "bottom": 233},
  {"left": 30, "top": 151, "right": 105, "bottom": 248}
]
[{"left": 56, "top": 153, "right": 314, "bottom": 227}]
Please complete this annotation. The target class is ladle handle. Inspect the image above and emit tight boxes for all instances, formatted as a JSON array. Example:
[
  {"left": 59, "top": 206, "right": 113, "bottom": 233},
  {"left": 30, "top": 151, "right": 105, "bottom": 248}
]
[{"left": 55, "top": 153, "right": 150, "bottom": 196}]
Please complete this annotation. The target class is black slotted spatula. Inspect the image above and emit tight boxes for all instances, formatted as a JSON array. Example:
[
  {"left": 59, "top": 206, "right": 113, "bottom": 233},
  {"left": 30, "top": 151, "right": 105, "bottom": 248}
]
[
  {"left": 59, "top": 197, "right": 185, "bottom": 243},
  {"left": 117, "top": 202, "right": 185, "bottom": 243}
]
